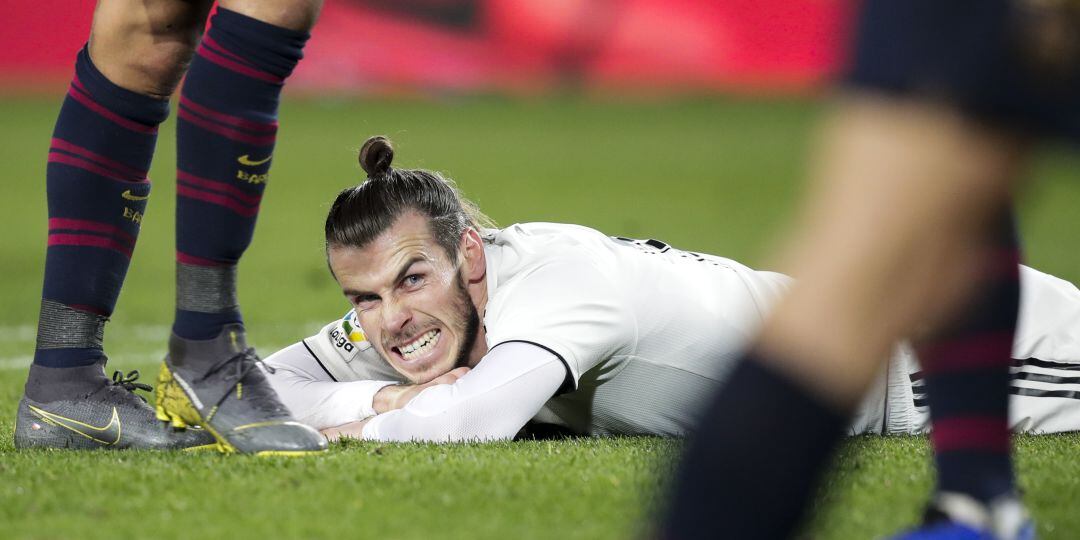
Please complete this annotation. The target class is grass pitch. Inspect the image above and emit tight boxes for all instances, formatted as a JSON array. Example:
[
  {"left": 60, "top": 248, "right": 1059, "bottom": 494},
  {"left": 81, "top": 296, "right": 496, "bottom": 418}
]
[{"left": 1, "top": 95, "right": 1079, "bottom": 539}]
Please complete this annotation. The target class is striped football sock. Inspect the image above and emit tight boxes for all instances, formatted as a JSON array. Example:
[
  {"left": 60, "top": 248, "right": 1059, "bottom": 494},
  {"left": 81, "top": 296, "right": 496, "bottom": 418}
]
[
  {"left": 173, "top": 8, "right": 309, "bottom": 341},
  {"left": 917, "top": 214, "right": 1021, "bottom": 503},
  {"left": 33, "top": 47, "right": 169, "bottom": 369}
]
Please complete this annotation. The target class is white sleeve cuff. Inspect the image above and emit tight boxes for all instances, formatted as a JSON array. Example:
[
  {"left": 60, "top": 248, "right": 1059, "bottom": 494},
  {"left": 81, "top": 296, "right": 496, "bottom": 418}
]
[{"left": 350, "top": 380, "right": 398, "bottom": 418}]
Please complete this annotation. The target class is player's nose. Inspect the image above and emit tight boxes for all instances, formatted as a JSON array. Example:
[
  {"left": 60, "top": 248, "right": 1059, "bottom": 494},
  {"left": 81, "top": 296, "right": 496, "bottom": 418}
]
[{"left": 381, "top": 296, "right": 413, "bottom": 333}]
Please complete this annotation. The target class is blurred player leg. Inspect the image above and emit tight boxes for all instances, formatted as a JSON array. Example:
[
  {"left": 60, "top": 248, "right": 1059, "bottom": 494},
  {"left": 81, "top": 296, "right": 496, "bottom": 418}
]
[
  {"left": 155, "top": 0, "right": 328, "bottom": 454},
  {"left": 15, "top": 0, "right": 216, "bottom": 450},
  {"left": 661, "top": 0, "right": 1080, "bottom": 534},
  {"left": 660, "top": 95, "right": 1026, "bottom": 539},
  {"left": 896, "top": 216, "right": 1030, "bottom": 539},
  {"left": 918, "top": 216, "right": 1020, "bottom": 500}
]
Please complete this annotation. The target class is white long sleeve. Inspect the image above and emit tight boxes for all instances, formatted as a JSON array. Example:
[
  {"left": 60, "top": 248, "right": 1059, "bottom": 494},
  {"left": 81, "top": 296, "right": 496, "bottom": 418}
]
[
  {"left": 264, "top": 342, "right": 398, "bottom": 430},
  {"left": 361, "top": 342, "right": 568, "bottom": 442}
]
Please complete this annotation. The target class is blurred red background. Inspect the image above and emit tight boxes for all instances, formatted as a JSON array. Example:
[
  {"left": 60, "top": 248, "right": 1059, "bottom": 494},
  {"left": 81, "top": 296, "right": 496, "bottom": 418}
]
[{"left": 1, "top": 0, "right": 850, "bottom": 94}]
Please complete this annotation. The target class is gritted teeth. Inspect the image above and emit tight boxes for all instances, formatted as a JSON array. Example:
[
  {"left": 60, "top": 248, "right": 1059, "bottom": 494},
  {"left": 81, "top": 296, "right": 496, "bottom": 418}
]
[{"left": 399, "top": 329, "right": 440, "bottom": 359}]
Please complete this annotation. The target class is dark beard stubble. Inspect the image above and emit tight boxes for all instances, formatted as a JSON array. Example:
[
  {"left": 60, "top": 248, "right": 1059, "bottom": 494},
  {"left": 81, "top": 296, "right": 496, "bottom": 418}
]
[{"left": 453, "top": 270, "right": 481, "bottom": 370}]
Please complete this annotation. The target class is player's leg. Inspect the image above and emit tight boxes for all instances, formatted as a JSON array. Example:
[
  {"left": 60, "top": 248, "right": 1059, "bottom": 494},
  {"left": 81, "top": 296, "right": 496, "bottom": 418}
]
[
  {"left": 660, "top": 95, "right": 1026, "bottom": 539},
  {"left": 154, "top": 0, "right": 327, "bottom": 454},
  {"left": 15, "top": 0, "right": 215, "bottom": 450},
  {"left": 897, "top": 215, "right": 1032, "bottom": 539},
  {"left": 173, "top": 1, "right": 320, "bottom": 339}
]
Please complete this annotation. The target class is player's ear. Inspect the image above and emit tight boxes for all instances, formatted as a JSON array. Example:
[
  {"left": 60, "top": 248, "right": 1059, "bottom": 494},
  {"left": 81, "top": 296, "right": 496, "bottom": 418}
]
[{"left": 460, "top": 227, "right": 486, "bottom": 283}]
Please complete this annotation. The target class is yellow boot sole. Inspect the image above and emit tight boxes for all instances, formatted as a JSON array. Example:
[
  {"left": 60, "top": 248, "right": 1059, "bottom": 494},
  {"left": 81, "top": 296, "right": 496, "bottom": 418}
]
[{"left": 155, "top": 362, "right": 325, "bottom": 457}]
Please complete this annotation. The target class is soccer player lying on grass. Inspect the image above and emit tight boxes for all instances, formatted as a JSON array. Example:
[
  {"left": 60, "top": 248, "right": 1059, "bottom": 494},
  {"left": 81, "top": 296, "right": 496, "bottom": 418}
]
[{"left": 264, "top": 136, "right": 1080, "bottom": 443}]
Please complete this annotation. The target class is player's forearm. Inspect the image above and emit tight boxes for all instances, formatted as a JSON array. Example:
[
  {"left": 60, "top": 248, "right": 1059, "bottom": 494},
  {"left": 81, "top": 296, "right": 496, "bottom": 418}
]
[
  {"left": 360, "top": 343, "right": 567, "bottom": 442},
  {"left": 263, "top": 341, "right": 402, "bottom": 429},
  {"left": 271, "top": 375, "right": 398, "bottom": 430},
  {"left": 371, "top": 367, "right": 472, "bottom": 414},
  {"left": 307, "top": 380, "right": 401, "bottom": 429}
]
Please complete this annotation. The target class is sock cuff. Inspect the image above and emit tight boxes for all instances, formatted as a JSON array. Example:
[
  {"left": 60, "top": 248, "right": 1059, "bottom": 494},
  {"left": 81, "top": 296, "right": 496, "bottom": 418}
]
[
  {"left": 74, "top": 46, "right": 171, "bottom": 126},
  {"left": 661, "top": 352, "right": 850, "bottom": 540},
  {"left": 176, "top": 263, "right": 239, "bottom": 313},
  {"left": 738, "top": 354, "right": 852, "bottom": 430},
  {"left": 206, "top": 8, "right": 311, "bottom": 79},
  {"left": 36, "top": 299, "right": 107, "bottom": 350}
]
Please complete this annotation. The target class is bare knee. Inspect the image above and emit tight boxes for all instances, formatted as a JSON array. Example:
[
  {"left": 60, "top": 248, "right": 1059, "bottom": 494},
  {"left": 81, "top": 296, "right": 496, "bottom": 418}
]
[
  {"left": 88, "top": 0, "right": 213, "bottom": 98},
  {"left": 218, "top": 0, "right": 323, "bottom": 32},
  {"left": 90, "top": 40, "right": 196, "bottom": 98}
]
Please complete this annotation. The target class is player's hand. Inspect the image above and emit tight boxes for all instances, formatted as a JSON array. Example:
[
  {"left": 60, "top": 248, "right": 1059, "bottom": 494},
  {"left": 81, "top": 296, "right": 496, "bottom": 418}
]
[
  {"left": 321, "top": 418, "right": 372, "bottom": 442},
  {"left": 372, "top": 367, "right": 471, "bottom": 413}
]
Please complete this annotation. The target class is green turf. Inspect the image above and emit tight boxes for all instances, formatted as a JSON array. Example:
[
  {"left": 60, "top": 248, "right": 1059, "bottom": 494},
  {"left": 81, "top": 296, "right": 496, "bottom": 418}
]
[{"left": 1, "top": 95, "right": 1078, "bottom": 539}]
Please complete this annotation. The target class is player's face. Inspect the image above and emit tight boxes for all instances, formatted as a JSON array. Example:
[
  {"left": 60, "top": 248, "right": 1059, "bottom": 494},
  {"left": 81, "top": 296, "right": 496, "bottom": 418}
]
[{"left": 328, "top": 211, "right": 482, "bottom": 384}]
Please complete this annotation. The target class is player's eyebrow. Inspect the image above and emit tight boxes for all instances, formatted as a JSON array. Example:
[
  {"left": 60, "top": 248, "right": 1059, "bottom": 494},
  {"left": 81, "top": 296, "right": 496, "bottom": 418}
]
[
  {"left": 340, "top": 256, "right": 426, "bottom": 298},
  {"left": 391, "top": 256, "right": 426, "bottom": 286}
]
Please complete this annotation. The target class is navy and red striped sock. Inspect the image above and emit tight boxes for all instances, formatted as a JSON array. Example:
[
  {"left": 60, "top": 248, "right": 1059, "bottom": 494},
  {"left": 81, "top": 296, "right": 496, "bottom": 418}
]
[
  {"left": 917, "top": 215, "right": 1021, "bottom": 503},
  {"left": 34, "top": 47, "right": 169, "bottom": 369},
  {"left": 173, "top": 8, "right": 309, "bottom": 341}
]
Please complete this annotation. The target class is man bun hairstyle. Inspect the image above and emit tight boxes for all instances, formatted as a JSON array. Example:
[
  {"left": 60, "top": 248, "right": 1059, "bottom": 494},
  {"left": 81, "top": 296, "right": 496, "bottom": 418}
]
[
  {"left": 325, "top": 135, "right": 494, "bottom": 259},
  {"left": 358, "top": 136, "right": 393, "bottom": 177}
]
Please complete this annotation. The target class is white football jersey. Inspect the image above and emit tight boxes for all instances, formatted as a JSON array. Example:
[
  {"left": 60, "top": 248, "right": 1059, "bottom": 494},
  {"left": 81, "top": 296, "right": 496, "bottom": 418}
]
[
  {"left": 478, "top": 223, "right": 790, "bottom": 435},
  {"left": 268, "top": 222, "right": 791, "bottom": 436}
]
